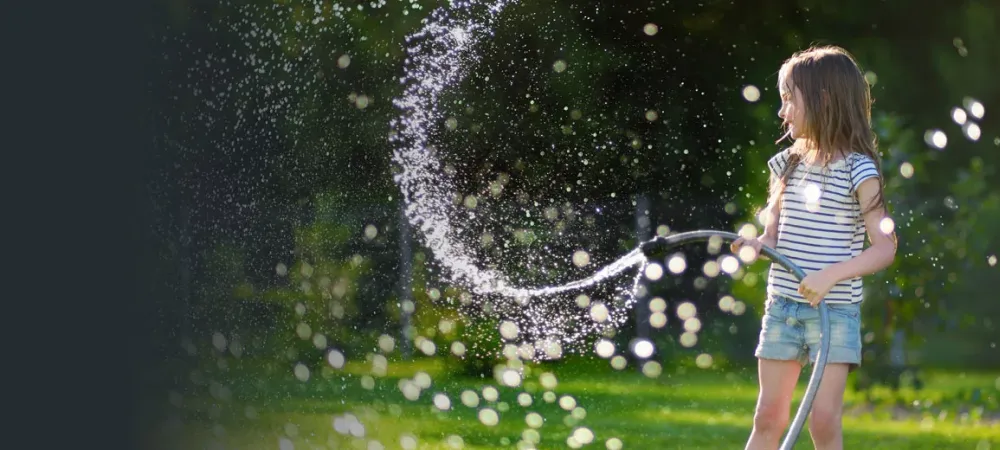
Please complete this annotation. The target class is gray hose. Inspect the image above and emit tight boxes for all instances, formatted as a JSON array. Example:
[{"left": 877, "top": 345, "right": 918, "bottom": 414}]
[{"left": 639, "top": 230, "right": 830, "bottom": 449}]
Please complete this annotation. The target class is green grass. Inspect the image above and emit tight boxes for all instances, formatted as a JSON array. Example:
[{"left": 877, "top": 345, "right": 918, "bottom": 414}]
[{"left": 144, "top": 357, "right": 1000, "bottom": 449}]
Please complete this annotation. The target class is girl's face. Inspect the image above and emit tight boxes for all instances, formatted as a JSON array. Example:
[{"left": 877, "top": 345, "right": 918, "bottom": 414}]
[{"left": 778, "top": 80, "right": 807, "bottom": 140}]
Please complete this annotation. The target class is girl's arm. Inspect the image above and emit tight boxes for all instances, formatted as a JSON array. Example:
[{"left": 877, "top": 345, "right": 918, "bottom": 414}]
[
  {"left": 757, "top": 196, "right": 781, "bottom": 250},
  {"left": 799, "top": 177, "right": 896, "bottom": 304},
  {"left": 823, "top": 177, "right": 897, "bottom": 282},
  {"left": 730, "top": 179, "right": 781, "bottom": 260}
]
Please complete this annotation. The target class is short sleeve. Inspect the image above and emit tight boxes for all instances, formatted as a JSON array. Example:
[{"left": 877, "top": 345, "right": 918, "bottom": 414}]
[
  {"left": 849, "top": 154, "right": 880, "bottom": 194},
  {"left": 767, "top": 148, "right": 791, "bottom": 179}
]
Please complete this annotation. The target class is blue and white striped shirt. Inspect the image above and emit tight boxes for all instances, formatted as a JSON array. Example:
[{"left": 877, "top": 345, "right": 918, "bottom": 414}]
[{"left": 766, "top": 149, "right": 880, "bottom": 304}]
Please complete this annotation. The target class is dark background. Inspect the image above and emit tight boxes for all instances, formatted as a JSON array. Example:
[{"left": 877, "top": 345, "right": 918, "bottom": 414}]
[{"left": 6, "top": 0, "right": 998, "bottom": 448}]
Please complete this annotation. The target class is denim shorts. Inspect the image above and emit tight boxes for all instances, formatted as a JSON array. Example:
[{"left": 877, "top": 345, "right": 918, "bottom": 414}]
[{"left": 755, "top": 295, "right": 862, "bottom": 368}]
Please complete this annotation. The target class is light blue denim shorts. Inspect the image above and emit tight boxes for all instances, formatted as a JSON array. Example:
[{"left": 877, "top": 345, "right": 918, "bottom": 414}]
[{"left": 755, "top": 295, "right": 863, "bottom": 368}]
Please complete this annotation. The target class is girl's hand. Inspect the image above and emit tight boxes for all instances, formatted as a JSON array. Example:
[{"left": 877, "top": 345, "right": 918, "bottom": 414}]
[
  {"left": 730, "top": 236, "right": 775, "bottom": 263},
  {"left": 798, "top": 268, "right": 839, "bottom": 307}
]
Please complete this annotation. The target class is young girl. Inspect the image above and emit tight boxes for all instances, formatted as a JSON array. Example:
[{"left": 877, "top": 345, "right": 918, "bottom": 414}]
[{"left": 730, "top": 46, "right": 897, "bottom": 450}]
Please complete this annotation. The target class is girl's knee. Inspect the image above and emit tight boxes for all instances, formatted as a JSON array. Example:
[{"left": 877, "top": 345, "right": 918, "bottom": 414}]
[
  {"left": 808, "top": 404, "right": 843, "bottom": 437},
  {"left": 753, "top": 401, "right": 790, "bottom": 433}
]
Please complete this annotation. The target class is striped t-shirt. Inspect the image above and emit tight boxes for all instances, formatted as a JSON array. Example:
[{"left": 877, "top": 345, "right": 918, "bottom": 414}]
[{"left": 766, "top": 148, "right": 880, "bottom": 304}]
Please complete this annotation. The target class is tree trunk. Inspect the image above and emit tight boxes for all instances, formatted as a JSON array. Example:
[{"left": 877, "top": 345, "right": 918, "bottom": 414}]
[{"left": 398, "top": 201, "right": 413, "bottom": 360}]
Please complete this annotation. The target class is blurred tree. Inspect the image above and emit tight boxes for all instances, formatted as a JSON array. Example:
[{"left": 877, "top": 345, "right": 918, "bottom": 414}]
[{"left": 149, "top": 0, "right": 1000, "bottom": 388}]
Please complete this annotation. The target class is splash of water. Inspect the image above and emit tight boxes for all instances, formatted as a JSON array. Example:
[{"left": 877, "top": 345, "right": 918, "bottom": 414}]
[{"left": 391, "top": 0, "right": 648, "bottom": 319}]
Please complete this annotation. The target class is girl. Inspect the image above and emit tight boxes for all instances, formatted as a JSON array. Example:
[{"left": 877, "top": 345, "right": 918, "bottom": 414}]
[{"left": 730, "top": 46, "right": 897, "bottom": 450}]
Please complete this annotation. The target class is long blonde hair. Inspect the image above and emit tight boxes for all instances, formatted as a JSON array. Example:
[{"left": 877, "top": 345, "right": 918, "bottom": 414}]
[{"left": 768, "top": 46, "right": 886, "bottom": 215}]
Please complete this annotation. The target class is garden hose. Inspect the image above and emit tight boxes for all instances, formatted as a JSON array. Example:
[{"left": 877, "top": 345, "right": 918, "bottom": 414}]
[{"left": 639, "top": 230, "right": 830, "bottom": 450}]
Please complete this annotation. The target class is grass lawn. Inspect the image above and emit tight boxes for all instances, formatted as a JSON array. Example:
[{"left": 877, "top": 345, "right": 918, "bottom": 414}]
[{"left": 145, "top": 356, "right": 1000, "bottom": 449}]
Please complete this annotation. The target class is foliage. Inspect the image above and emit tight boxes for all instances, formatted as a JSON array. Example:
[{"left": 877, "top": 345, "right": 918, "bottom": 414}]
[{"left": 150, "top": 0, "right": 1000, "bottom": 393}]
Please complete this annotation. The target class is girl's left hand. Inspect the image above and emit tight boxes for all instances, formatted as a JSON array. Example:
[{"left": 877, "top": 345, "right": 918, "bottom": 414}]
[{"left": 798, "top": 269, "right": 838, "bottom": 307}]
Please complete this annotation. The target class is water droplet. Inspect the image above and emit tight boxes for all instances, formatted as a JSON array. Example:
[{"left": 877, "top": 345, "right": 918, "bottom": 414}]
[
  {"left": 434, "top": 393, "right": 451, "bottom": 410},
  {"left": 327, "top": 349, "right": 345, "bottom": 369},
  {"left": 631, "top": 339, "right": 654, "bottom": 358},
  {"left": 702, "top": 260, "right": 720, "bottom": 277},
  {"left": 293, "top": 363, "right": 310, "bottom": 382},
  {"left": 307, "top": 332, "right": 325, "bottom": 350},
  {"left": 211, "top": 332, "right": 227, "bottom": 352},
  {"left": 963, "top": 122, "right": 981, "bottom": 141},
  {"left": 742, "top": 85, "right": 760, "bottom": 102},
  {"left": 414, "top": 371, "right": 432, "bottom": 389},
  {"left": 667, "top": 255, "right": 686, "bottom": 274},
  {"left": 482, "top": 386, "right": 499, "bottom": 402},
  {"left": 541, "top": 339, "right": 563, "bottom": 359},
  {"left": 478, "top": 408, "right": 499, "bottom": 426},
  {"left": 679, "top": 331, "right": 698, "bottom": 347},
  {"left": 400, "top": 435, "right": 418, "bottom": 450},
  {"left": 499, "top": 321, "right": 520, "bottom": 340},
  {"left": 460, "top": 390, "right": 480, "bottom": 408},
  {"left": 419, "top": 339, "right": 437, "bottom": 355},
  {"left": 590, "top": 303, "right": 609, "bottom": 323},
  {"left": 445, "top": 435, "right": 464, "bottom": 449},
  {"left": 539, "top": 372, "right": 558, "bottom": 390},
  {"left": 378, "top": 335, "right": 395, "bottom": 353},
  {"left": 337, "top": 54, "right": 351, "bottom": 68},
  {"left": 952, "top": 107, "right": 967, "bottom": 125},
  {"left": 595, "top": 339, "right": 615, "bottom": 358},
  {"left": 964, "top": 97, "right": 985, "bottom": 119},
  {"left": 643, "top": 23, "right": 658, "bottom": 36},
  {"left": 864, "top": 71, "right": 878, "bottom": 86},
  {"left": 501, "top": 369, "right": 522, "bottom": 387},
  {"left": 559, "top": 395, "right": 577, "bottom": 410},
  {"left": 573, "top": 427, "right": 595, "bottom": 445},
  {"left": 642, "top": 360, "right": 662, "bottom": 378},
  {"left": 900, "top": 162, "right": 914, "bottom": 178},
  {"left": 737, "top": 245, "right": 758, "bottom": 263},
  {"left": 925, "top": 129, "right": 948, "bottom": 149},
  {"left": 804, "top": 183, "right": 822, "bottom": 203},
  {"left": 879, "top": 217, "right": 896, "bottom": 235},
  {"left": 720, "top": 255, "right": 740, "bottom": 274},
  {"left": 463, "top": 194, "right": 477, "bottom": 209},
  {"left": 644, "top": 262, "right": 664, "bottom": 281},
  {"left": 676, "top": 302, "right": 697, "bottom": 320},
  {"left": 518, "top": 412, "right": 542, "bottom": 431}
]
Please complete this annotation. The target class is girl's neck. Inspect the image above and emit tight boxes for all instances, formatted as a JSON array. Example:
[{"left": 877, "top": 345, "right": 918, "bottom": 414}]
[{"left": 794, "top": 141, "right": 849, "bottom": 167}]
